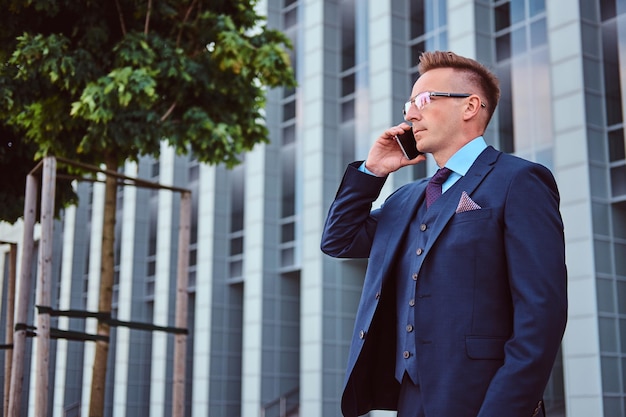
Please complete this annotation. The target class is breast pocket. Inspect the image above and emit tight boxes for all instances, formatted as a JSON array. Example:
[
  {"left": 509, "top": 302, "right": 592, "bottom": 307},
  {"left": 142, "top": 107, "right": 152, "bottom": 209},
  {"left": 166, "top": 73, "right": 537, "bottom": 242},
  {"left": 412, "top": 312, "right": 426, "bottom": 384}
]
[{"left": 451, "top": 207, "right": 492, "bottom": 224}]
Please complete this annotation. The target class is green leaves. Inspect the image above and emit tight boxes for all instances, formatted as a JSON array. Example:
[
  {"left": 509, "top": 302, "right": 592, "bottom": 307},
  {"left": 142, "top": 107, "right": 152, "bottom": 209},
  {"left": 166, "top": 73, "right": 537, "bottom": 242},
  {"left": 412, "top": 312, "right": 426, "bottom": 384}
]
[{"left": 0, "top": 0, "right": 297, "bottom": 221}]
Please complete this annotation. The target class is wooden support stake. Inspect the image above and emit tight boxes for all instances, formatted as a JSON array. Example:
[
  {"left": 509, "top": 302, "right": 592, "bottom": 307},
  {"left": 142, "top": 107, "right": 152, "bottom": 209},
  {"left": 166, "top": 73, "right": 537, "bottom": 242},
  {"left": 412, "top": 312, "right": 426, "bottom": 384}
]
[
  {"left": 3, "top": 243, "right": 16, "bottom": 417},
  {"left": 34, "top": 156, "right": 56, "bottom": 417},
  {"left": 8, "top": 173, "right": 38, "bottom": 417},
  {"left": 172, "top": 191, "right": 191, "bottom": 417}
]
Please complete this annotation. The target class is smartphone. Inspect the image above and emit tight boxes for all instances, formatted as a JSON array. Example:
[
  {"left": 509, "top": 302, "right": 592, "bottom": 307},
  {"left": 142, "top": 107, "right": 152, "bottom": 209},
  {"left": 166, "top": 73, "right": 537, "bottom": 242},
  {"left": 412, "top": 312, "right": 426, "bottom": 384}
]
[{"left": 394, "top": 129, "right": 423, "bottom": 160}]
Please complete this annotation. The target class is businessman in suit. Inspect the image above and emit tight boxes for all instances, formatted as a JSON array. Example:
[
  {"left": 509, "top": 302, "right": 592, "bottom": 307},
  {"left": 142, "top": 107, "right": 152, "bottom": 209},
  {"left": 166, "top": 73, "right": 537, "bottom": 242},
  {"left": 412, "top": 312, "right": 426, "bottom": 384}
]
[{"left": 321, "top": 51, "right": 567, "bottom": 417}]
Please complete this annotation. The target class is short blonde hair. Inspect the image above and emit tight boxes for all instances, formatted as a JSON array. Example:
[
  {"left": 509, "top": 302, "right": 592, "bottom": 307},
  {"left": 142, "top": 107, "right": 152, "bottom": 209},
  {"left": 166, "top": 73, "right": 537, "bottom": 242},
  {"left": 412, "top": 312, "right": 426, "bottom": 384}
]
[{"left": 418, "top": 51, "right": 500, "bottom": 126}]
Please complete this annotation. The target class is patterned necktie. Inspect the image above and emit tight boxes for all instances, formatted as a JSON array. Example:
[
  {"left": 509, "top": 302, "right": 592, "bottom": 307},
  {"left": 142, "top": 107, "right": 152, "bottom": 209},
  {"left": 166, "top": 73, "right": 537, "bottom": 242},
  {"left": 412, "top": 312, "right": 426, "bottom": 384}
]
[{"left": 426, "top": 167, "right": 452, "bottom": 208}]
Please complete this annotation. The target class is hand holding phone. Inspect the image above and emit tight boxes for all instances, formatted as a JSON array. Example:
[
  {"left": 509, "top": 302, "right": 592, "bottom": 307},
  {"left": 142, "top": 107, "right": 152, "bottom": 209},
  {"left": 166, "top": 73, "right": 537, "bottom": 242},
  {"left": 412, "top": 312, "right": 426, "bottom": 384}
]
[{"left": 394, "top": 129, "right": 423, "bottom": 160}]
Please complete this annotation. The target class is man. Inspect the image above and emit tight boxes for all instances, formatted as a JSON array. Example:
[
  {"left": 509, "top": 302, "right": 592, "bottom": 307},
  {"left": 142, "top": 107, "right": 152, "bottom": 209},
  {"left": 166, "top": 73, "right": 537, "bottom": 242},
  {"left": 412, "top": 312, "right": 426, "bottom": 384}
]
[{"left": 321, "top": 51, "right": 567, "bottom": 417}]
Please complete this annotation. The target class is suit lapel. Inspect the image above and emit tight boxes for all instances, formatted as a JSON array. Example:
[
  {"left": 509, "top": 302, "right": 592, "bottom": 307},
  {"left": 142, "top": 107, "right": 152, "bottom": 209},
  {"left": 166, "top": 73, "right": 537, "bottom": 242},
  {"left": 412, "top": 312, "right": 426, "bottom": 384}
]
[{"left": 424, "top": 146, "right": 500, "bottom": 251}]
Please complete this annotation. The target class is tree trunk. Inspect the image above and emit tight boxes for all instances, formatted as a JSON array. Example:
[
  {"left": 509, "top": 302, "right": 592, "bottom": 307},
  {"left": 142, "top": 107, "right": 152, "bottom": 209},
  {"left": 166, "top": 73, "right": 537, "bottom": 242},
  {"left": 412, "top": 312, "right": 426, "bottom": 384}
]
[{"left": 88, "top": 155, "right": 118, "bottom": 417}]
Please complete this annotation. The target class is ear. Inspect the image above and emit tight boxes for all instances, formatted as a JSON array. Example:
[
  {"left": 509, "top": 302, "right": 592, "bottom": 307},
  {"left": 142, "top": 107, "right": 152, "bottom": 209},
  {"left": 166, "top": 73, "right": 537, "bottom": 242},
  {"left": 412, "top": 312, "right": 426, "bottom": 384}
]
[{"left": 462, "top": 95, "right": 483, "bottom": 121}]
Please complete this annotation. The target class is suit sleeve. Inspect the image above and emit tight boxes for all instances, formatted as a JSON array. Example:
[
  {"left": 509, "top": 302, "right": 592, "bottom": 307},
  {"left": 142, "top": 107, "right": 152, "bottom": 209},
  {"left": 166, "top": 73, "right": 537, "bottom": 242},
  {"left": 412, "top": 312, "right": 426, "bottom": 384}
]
[
  {"left": 320, "top": 162, "right": 387, "bottom": 258},
  {"left": 478, "top": 163, "right": 568, "bottom": 417}
]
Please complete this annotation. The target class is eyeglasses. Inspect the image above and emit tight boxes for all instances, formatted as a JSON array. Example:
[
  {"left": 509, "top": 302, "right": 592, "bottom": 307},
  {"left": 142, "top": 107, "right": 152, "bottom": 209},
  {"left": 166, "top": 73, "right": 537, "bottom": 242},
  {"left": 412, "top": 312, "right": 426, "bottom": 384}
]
[{"left": 403, "top": 91, "right": 486, "bottom": 118}]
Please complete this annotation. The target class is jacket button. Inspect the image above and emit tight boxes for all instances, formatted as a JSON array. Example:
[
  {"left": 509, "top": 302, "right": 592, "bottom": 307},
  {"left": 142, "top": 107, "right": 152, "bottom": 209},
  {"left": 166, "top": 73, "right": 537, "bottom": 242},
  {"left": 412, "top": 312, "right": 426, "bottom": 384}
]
[
  {"left": 359, "top": 330, "right": 366, "bottom": 339},
  {"left": 409, "top": 299, "right": 415, "bottom": 306},
  {"left": 420, "top": 223, "right": 427, "bottom": 231},
  {"left": 403, "top": 351, "right": 410, "bottom": 359},
  {"left": 406, "top": 324, "right": 413, "bottom": 332}
]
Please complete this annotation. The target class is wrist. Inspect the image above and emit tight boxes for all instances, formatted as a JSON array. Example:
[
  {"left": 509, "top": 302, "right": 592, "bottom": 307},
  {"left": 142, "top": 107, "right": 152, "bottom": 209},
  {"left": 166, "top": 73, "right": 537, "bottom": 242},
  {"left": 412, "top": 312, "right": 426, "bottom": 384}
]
[{"left": 363, "top": 161, "right": 388, "bottom": 177}]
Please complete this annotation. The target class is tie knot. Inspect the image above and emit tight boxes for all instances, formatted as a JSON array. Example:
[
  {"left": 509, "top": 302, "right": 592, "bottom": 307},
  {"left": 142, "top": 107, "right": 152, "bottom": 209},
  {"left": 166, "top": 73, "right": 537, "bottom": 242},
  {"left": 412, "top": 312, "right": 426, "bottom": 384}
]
[
  {"left": 425, "top": 167, "right": 452, "bottom": 208},
  {"left": 429, "top": 167, "right": 452, "bottom": 186}
]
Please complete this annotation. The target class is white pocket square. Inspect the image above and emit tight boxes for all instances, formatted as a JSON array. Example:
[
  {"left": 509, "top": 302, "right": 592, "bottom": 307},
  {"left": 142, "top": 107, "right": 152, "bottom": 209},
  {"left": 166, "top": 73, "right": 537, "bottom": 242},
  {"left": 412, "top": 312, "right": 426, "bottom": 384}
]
[{"left": 456, "top": 191, "right": 481, "bottom": 213}]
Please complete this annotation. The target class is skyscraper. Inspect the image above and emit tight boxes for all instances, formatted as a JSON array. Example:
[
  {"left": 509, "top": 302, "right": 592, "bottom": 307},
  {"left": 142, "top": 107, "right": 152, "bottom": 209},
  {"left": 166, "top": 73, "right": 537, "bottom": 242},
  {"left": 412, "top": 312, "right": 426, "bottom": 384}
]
[{"left": 1, "top": 1, "right": 625, "bottom": 416}]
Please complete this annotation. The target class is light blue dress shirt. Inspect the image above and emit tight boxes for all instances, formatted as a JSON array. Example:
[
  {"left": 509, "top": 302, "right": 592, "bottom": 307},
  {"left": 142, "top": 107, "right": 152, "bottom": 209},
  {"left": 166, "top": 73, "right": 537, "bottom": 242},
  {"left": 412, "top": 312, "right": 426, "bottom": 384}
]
[{"left": 359, "top": 136, "right": 488, "bottom": 193}]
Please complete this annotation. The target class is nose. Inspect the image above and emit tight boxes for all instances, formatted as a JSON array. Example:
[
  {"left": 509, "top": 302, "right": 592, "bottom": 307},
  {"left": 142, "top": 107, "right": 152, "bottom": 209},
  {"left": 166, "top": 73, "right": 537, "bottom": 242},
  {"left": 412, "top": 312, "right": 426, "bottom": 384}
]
[{"left": 404, "top": 103, "right": 421, "bottom": 122}]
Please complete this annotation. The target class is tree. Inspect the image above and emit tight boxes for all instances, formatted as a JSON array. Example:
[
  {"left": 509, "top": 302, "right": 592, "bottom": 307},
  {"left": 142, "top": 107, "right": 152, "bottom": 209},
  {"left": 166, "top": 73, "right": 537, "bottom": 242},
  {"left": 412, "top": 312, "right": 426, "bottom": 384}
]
[{"left": 0, "top": 0, "right": 296, "bottom": 415}]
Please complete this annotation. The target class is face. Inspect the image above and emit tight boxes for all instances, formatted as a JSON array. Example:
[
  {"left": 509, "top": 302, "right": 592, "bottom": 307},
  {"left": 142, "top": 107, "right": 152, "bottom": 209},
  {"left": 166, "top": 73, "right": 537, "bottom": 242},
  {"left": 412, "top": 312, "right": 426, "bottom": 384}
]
[{"left": 404, "top": 67, "right": 470, "bottom": 157}]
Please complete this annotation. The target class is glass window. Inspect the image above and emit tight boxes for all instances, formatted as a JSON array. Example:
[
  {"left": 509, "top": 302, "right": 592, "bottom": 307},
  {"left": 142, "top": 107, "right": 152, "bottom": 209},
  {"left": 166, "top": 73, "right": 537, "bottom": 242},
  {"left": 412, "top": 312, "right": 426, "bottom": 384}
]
[
  {"left": 595, "top": 239, "right": 614, "bottom": 274},
  {"left": 283, "top": 100, "right": 296, "bottom": 121},
  {"left": 586, "top": 92, "right": 605, "bottom": 126},
  {"left": 284, "top": 7, "right": 297, "bottom": 28},
  {"left": 282, "top": 124, "right": 295, "bottom": 145},
  {"left": 611, "top": 165, "right": 626, "bottom": 196},
  {"left": 615, "top": 242, "right": 626, "bottom": 275},
  {"left": 411, "top": 1, "right": 426, "bottom": 38},
  {"left": 613, "top": 202, "right": 626, "bottom": 239},
  {"left": 601, "top": 355, "right": 621, "bottom": 392},
  {"left": 438, "top": 0, "right": 447, "bottom": 26},
  {"left": 496, "top": 64, "right": 514, "bottom": 153},
  {"left": 601, "top": 0, "right": 617, "bottom": 21},
  {"left": 496, "top": 33, "right": 512, "bottom": 61},
  {"left": 340, "top": 122, "right": 355, "bottom": 167},
  {"left": 599, "top": 278, "right": 618, "bottom": 314},
  {"left": 602, "top": 21, "right": 623, "bottom": 126},
  {"left": 618, "top": 316, "right": 626, "bottom": 350},
  {"left": 281, "top": 222, "right": 295, "bottom": 243},
  {"left": 281, "top": 145, "right": 296, "bottom": 218},
  {"left": 341, "top": 0, "right": 356, "bottom": 71},
  {"left": 495, "top": 3, "right": 511, "bottom": 31},
  {"left": 342, "top": 73, "right": 355, "bottom": 96},
  {"left": 230, "top": 166, "right": 245, "bottom": 232},
  {"left": 511, "top": 27, "right": 527, "bottom": 56},
  {"left": 593, "top": 201, "right": 612, "bottom": 236},
  {"left": 600, "top": 317, "right": 619, "bottom": 353},
  {"left": 230, "top": 237, "right": 243, "bottom": 256},
  {"left": 588, "top": 129, "right": 608, "bottom": 162},
  {"left": 609, "top": 129, "right": 626, "bottom": 161},
  {"left": 510, "top": 0, "right": 525, "bottom": 25},
  {"left": 341, "top": 99, "right": 355, "bottom": 122},
  {"left": 530, "top": 18, "right": 547, "bottom": 48},
  {"left": 411, "top": 42, "right": 426, "bottom": 66},
  {"left": 529, "top": 0, "right": 546, "bottom": 17}
]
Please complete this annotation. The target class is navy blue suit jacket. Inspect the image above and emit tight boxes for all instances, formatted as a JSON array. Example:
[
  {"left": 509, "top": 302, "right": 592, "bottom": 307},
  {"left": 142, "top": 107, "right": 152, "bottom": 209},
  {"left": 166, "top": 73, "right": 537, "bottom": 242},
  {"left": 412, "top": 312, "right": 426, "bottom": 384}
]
[{"left": 321, "top": 146, "right": 567, "bottom": 417}]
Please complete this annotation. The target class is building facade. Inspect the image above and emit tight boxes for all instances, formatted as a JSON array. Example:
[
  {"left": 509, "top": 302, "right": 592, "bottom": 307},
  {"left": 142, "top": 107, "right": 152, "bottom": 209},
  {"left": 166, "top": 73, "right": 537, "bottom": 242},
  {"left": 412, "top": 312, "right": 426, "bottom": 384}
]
[{"left": 1, "top": 0, "right": 626, "bottom": 416}]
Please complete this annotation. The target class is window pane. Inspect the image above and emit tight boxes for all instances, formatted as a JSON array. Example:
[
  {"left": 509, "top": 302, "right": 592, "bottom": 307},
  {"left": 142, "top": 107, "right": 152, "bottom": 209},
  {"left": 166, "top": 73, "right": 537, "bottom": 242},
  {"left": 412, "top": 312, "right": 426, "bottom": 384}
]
[
  {"left": 230, "top": 237, "right": 243, "bottom": 256},
  {"left": 410, "top": 1, "right": 426, "bottom": 38},
  {"left": 600, "top": 318, "right": 618, "bottom": 353},
  {"left": 342, "top": 73, "right": 355, "bottom": 96},
  {"left": 281, "top": 222, "right": 295, "bottom": 243},
  {"left": 601, "top": 0, "right": 617, "bottom": 21},
  {"left": 529, "top": 0, "right": 546, "bottom": 16},
  {"left": 284, "top": 7, "right": 297, "bottom": 28},
  {"left": 602, "top": 21, "right": 623, "bottom": 126},
  {"left": 510, "top": 0, "right": 525, "bottom": 24},
  {"left": 530, "top": 18, "right": 547, "bottom": 48},
  {"left": 283, "top": 100, "right": 296, "bottom": 121},
  {"left": 342, "top": 99, "right": 355, "bottom": 121},
  {"left": 598, "top": 278, "right": 617, "bottom": 313},
  {"left": 511, "top": 27, "right": 527, "bottom": 56},
  {"left": 609, "top": 129, "right": 626, "bottom": 161},
  {"left": 495, "top": 3, "right": 510, "bottom": 31},
  {"left": 496, "top": 33, "right": 511, "bottom": 61},
  {"left": 611, "top": 165, "right": 626, "bottom": 196}
]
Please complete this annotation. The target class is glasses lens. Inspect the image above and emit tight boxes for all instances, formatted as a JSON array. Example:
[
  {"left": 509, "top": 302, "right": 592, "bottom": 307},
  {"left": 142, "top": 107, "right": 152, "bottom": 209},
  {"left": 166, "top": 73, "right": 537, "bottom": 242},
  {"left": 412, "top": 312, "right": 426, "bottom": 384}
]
[
  {"left": 416, "top": 92, "right": 430, "bottom": 109},
  {"left": 403, "top": 101, "right": 411, "bottom": 116},
  {"left": 403, "top": 92, "right": 431, "bottom": 118}
]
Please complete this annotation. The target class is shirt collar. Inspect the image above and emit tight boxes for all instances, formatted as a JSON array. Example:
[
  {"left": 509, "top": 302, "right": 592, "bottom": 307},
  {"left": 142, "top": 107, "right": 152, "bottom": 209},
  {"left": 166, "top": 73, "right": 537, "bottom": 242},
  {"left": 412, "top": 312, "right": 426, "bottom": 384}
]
[{"left": 444, "top": 136, "right": 487, "bottom": 176}]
